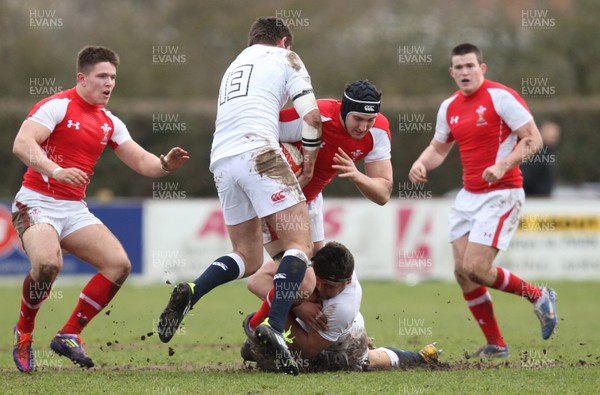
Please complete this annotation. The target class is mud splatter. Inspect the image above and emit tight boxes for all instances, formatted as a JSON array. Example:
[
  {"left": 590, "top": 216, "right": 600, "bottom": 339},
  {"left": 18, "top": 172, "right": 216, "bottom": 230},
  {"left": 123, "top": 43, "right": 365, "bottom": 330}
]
[
  {"left": 253, "top": 148, "right": 302, "bottom": 202},
  {"left": 287, "top": 51, "right": 302, "bottom": 71}
]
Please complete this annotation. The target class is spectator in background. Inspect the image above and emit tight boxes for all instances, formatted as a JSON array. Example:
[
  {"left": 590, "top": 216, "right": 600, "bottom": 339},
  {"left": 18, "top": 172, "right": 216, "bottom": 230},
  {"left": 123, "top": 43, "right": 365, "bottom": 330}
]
[{"left": 521, "top": 121, "right": 561, "bottom": 197}]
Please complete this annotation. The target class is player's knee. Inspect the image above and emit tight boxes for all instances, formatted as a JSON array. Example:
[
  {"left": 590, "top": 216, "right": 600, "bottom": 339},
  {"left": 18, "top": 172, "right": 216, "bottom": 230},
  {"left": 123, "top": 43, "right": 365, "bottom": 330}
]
[
  {"left": 453, "top": 268, "right": 467, "bottom": 283},
  {"left": 111, "top": 256, "right": 131, "bottom": 285},
  {"left": 462, "top": 264, "right": 486, "bottom": 285},
  {"left": 283, "top": 248, "right": 310, "bottom": 271},
  {"left": 246, "top": 274, "right": 257, "bottom": 295},
  {"left": 35, "top": 261, "right": 62, "bottom": 282},
  {"left": 300, "top": 268, "right": 316, "bottom": 294},
  {"left": 246, "top": 271, "right": 260, "bottom": 292}
]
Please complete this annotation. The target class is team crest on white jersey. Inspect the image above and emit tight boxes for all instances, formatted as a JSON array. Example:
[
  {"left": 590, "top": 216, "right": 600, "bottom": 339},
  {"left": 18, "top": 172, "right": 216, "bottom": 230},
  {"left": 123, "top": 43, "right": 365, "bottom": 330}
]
[
  {"left": 66, "top": 119, "right": 80, "bottom": 130},
  {"left": 475, "top": 106, "right": 488, "bottom": 126}
]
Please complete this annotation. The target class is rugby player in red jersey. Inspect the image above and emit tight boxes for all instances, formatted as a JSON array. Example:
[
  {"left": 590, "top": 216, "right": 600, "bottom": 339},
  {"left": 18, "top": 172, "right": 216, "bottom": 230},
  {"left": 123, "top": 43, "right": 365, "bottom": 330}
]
[
  {"left": 409, "top": 43, "right": 557, "bottom": 358},
  {"left": 245, "top": 80, "right": 393, "bottom": 336},
  {"left": 11, "top": 46, "right": 188, "bottom": 372}
]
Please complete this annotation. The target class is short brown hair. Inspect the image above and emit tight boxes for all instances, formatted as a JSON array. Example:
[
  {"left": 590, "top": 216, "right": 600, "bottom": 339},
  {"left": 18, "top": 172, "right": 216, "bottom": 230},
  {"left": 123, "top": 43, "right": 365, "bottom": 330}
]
[
  {"left": 312, "top": 241, "right": 354, "bottom": 282},
  {"left": 77, "top": 46, "right": 120, "bottom": 74},
  {"left": 450, "top": 43, "right": 483, "bottom": 65},
  {"left": 247, "top": 17, "right": 294, "bottom": 47}
]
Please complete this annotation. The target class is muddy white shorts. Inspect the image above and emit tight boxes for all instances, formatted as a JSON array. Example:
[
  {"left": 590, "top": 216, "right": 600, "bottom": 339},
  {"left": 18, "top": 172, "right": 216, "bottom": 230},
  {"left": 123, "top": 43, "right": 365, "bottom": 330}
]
[
  {"left": 448, "top": 188, "right": 524, "bottom": 250},
  {"left": 211, "top": 148, "right": 305, "bottom": 226},
  {"left": 12, "top": 186, "right": 102, "bottom": 240},
  {"left": 262, "top": 192, "right": 323, "bottom": 245}
]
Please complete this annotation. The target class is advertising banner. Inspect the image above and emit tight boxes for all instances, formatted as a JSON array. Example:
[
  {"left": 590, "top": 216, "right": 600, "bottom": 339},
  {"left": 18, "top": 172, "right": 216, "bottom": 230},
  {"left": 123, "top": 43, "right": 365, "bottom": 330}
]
[{"left": 0, "top": 202, "right": 142, "bottom": 277}]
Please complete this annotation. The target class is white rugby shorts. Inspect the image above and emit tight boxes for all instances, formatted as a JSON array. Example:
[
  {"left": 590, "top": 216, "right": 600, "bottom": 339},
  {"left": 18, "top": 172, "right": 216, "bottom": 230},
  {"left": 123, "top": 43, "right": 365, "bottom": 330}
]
[
  {"left": 12, "top": 186, "right": 102, "bottom": 240},
  {"left": 211, "top": 148, "right": 306, "bottom": 226},
  {"left": 448, "top": 188, "right": 524, "bottom": 250},
  {"left": 263, "top": 192, "right": 323, "bottom": 244}
]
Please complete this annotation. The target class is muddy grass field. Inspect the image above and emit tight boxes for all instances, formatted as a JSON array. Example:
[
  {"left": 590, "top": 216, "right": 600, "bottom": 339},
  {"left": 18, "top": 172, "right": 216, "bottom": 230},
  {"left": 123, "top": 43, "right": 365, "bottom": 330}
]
[{"left": 1, "top": 281, "right": 598, "bottom": 394}]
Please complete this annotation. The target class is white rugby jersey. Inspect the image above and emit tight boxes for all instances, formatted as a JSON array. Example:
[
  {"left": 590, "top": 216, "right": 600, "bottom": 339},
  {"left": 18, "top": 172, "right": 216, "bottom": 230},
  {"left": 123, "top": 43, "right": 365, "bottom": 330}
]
[
  {"left": 297, "top": 271, "right": 362, "bottom": 342},
  {"left": 210, "top": 44, "right": 314, "bottom": 168}
]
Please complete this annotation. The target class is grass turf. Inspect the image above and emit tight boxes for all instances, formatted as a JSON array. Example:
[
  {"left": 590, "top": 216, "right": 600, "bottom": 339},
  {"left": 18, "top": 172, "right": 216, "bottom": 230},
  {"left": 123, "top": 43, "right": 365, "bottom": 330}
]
[{"left": 0, "top": 280, "right": 598, "bottom": 394}]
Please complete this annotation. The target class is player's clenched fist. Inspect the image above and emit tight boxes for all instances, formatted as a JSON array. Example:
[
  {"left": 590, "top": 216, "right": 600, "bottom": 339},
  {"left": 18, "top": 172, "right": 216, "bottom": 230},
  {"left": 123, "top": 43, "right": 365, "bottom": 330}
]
[{"left": 408, "top": 162, "right": 428, "bottom": 184}]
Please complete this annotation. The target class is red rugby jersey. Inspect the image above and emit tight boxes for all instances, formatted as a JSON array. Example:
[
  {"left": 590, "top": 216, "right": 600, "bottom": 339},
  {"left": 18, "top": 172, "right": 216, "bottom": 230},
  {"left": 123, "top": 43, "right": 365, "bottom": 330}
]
[
  {"left": 434, "top": 79, "right": 533, "bottom": 193},
  {"left": 22, "top": 87, "right": 131, "bottom": 200},
  {"left": 279, "top": 99, "right": 391, "bottom": 202}
]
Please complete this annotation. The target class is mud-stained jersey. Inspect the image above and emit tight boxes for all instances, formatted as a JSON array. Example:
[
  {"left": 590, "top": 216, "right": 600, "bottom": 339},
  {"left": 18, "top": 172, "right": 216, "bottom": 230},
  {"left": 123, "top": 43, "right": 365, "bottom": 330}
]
[
  {"left": 22, "top": 87, "right": 131, "bottom": 200},
  {"left": 434, "top": 79, "right": 532, "bottom": 193},
  {"left": 279, "top": 99, "right": 391, "bottom": 202},
  {"left": 297, "top": 271, "right": 362, "bottom": 343},
  {"left": 211, "top": 44, "right": 314, "bottom": 168}
]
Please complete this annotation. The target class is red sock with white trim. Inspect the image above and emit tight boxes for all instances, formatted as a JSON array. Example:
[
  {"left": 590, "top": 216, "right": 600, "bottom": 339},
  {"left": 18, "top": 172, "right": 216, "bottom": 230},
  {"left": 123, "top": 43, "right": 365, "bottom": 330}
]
[
  {"left": 492, "top": 267, "right": 542, "bottom": 303},
  {"left": 59, "top": 273, "right": 120, "bottom": 335},
  {"left": 463, "top": 286, "right": 506, "bottom": 347},
  {"left": 17, "top": 273, "right": 53, "bottom": 333},
  {"left": 249, "top": 288, "right": 274, "bottom": 330}
]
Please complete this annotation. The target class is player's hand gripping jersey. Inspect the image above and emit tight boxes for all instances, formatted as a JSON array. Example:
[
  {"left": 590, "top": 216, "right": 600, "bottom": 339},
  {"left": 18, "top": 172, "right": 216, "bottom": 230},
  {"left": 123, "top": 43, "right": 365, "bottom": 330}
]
[
  {"left": 434, "top": 80, "right": 533, "bottom": 193},
  {"left": 23, "top": 88, "right": 131, "bottom": 200},
  {"left": 279, "top": 99, "right": 391, "bottom": 202}
]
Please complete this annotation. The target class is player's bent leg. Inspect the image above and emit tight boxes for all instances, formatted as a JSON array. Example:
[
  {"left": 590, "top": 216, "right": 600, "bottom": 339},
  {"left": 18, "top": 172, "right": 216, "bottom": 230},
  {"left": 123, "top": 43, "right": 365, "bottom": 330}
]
[
  {"left": 61, "top": 224, "right": 131, "bottom": 285},
  {"left": 452, "top": 237, "right": 507, "bottom": 355},
  {"left": 52, "top": 225, "right": 130, "bottom": 366},
  {"left": 23, "top": 224, "right": 64, "bottom": 283},
  {"left": 367, "top": 343, "right": 441, "bottom": 370},
  {"left": 254, "top": 204, "right": 312, "bottom": 375},
  {"left": 266, "top": 202, "right": 312, "bottom": 259},
  {"left": 158, "top": 217, "right": 261, "bottom": 343},
  {"left": 247, "top": 259, "right": 278, "bottom": 299},
  {"left": 462, "top": 242, "right": 499, "bottom": 287},
  {"left": 14, "top": 224, "right": 63, "bottom": 373},
  {"left": 462, "top": 239, "right": 558, "bottom": 339}
]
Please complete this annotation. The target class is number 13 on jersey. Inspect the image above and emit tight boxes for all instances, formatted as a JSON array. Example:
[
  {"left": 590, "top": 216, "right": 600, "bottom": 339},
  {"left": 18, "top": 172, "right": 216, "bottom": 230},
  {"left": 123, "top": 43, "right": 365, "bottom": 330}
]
[{"left": 219, "top": 64, "right": 254, "bottom": 105}]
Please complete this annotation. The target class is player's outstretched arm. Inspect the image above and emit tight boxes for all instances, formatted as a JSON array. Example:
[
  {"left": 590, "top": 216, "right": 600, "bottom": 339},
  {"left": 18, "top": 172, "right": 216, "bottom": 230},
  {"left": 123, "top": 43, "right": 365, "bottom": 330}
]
[
  {"left": 114, "top": 140, "right": 189, "bottom": 177},
  {"left": 333, "top": 149, "right": 393, "bottom": 206},
  {"left": 408, "top": 139, "right": 454, "bottom": 184}
]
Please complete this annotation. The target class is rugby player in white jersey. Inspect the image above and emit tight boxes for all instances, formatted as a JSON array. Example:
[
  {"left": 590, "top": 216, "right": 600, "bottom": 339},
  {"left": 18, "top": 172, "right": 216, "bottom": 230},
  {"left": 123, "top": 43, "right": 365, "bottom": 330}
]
[
  {"left": 157, "top": 17, "right": 321, "bottom": 376},
  {"left": 241, "top": 242, "right": 441, "bottom": 372}
]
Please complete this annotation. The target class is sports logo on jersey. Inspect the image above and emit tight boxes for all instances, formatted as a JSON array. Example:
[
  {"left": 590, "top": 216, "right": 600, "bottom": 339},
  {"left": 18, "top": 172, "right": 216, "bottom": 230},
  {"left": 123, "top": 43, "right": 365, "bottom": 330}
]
[
  {"left": 271, "top": 191, "right": 287, "bottom": 203},
  {"left": 450, "top": 116, "right": 459, "bottom": 125},
  {"left": 351, "top": 149, "right": 363, "bottom": 160},
  {"left": 66, "top": 120, "right": 80, "bottom": 130},
  {"left": 475, "top": 106, "right": 488, "bottom": 126},
  {"left": 100, "top": 123, "right": 112, "bottom": 145}
]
